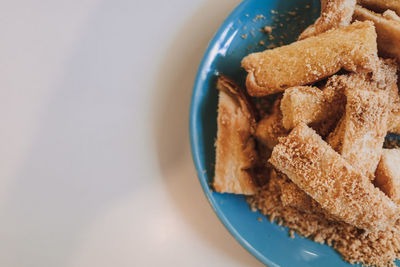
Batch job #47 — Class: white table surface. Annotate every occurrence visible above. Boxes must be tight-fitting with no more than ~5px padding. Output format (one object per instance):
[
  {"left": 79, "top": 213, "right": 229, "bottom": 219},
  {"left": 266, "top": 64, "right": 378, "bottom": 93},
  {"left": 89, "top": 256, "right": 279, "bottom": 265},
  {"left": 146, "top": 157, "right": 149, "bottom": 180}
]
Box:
[{"left": 0, "top": 0, "right": 265, "bottom": 266}]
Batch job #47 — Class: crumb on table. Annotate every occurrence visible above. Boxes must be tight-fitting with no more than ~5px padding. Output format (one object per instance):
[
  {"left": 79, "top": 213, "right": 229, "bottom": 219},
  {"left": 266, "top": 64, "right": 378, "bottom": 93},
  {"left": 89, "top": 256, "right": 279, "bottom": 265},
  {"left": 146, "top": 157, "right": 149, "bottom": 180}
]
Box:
[{"left": 263, "top": 26, "right": 272, "bottom": 34}]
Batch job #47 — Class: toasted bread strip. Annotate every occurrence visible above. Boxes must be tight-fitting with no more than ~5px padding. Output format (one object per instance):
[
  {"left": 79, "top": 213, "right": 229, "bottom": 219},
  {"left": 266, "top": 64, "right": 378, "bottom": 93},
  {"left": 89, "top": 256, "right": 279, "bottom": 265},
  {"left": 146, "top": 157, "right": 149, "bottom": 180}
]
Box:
[
  {"left": 338, "top": 88, "right": 389, "bottom": 179},
  {"left": 324, "top": 63, "right": 396, "bottom": 179},
  {"left": 353, "top": 5, "right": 400, "bottom": 63},
  {"left": 357, "top": 0, "right": 400, "bottom": 16},
  {"left": 280, "top": 84, "right": 346, "bottom": 130},
  {"left": 255, "top": 99, "right": 288, "bottom": 150},
  {"left": 325, "top": 61, "right": 400, "bottom": 133},
  {"left": 269, "top": 169, "right": 326, "bottom": 214},
  {"left": 375, "top": 149, "right": 400, "bottom": 206},
  {"left": 281, "top": 68, "right": 400, "bottom": 138},
  {"left": 241, "top": 21, "right": 378, "bottom": 96},
  {"left": 388, "top": 74, "right": 400, "bottom": 134},
  {"left": 299, "top": 0, "right": 356, "bottom": 40},
  {"left": 269, "top": 123, "right": 399, "bottom": 232},
  {"left": 388, "top": 111, "right": 400, "bottom": 134},
  {"left": 383, "top": 9, "right": 400, "bottom": 21},
  {"left": 281, "top": 86, "right": 324, "bottom": 129},
  {"left": 213, "top": 75, "right": 258, "bottom": 195},
  {"left": 327, "top": 117, "right": 345, "bottom": 152}
]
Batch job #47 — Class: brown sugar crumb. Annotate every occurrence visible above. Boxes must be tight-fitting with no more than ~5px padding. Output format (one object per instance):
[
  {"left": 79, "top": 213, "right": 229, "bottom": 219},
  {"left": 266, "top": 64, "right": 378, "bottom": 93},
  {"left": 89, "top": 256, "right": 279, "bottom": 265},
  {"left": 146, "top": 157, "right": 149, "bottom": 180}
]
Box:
[
  {"left": 268, "top": 35, "right": 275, "bottom": 41},
  {"left": 305, "top": 4, "right": 310, "bottom": 8},
  {"left": 259, "top": 40, "right": 265, "bottom": 45},
  {"left": 253, "top": 14, "right": 265, "bottom": 22},
  {"left": 289, "top": 229, "right": 295, "bottom": 238},
  {"left": 257, "top": 217, "right": 263, "bottom": 222},
  {"left": 266, "top": 44, "right": 277, "bottom": 49},
  {"left": 241, "top": 34, "right": 248, "bottom": 39},
  {"left": 263, "top": 26, "right": 272, "bottom": 34},
  {"left": 288, "top": 11, "right": 296, "bottom": 16},
  {"left": 248, "top": 178, "right": 400, "bottom": 267}
]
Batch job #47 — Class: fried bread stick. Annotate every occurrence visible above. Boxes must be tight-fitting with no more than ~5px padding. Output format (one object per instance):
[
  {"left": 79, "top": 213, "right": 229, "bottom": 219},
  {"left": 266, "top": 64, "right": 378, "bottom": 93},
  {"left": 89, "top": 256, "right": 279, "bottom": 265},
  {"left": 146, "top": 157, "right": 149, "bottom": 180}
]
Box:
[
  {"left": 242, "top": 21, "right": 378, "bottom": 96},
  {"left": 299, "top": 0, "right": 356, "bottom": 40},
  {"left": 331, "top": 88, "right": 389, "bottom": 179},
  {"left": 270, "top": 123, "right": 399, "bottom": 232},
  {"left": 281, "top": 61, "right": 400, "bottom": 134},
  {"left": 255, "top": 99, "right": 288, "bottom": 150},
  {"left": 375, "top": 149, "right": 400, "bottom": 206},
  {"left": 357, "top": 0, "right": 400, "bottom": 16},
  {"left": 354, "top": 5, "right": 400, "bottom": 63},
  {"left": 280, "top": 84, "right": 345, "bottom": 130},
  {"left": 213, "top": 75, "right": 258, "bottom": 195}
]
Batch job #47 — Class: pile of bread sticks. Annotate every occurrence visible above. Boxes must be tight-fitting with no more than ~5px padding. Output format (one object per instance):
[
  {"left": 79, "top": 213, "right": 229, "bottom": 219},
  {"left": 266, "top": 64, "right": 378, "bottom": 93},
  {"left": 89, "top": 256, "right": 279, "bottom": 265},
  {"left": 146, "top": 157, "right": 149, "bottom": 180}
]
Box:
[{"left": 213, "top": 0, "right": 400, "bottom": 265}]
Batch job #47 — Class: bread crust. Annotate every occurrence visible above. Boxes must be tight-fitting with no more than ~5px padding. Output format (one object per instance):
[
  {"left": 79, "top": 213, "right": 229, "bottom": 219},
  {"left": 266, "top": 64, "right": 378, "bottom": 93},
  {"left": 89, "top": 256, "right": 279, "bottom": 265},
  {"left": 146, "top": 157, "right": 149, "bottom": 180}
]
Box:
[
  {"left": 357, "top": 0, "right": 400, "bottom": 16},
  {"left": 213, "top": 75, "right": 258, "bottom": 195},
  {"left": 299, "top": 0, "right": 356, "bottom": 40},
  {"left": 353, "top": 5, "right": 400, "bottom": 64},
  {"left": 242, "top": 21, "right": 378, "bottom": 96},
  {"left": 375, "top": 149, "right": 400, "bottom": 206},
  {"left": 270, "top": 124, "right": 399, "bottom": 232}
]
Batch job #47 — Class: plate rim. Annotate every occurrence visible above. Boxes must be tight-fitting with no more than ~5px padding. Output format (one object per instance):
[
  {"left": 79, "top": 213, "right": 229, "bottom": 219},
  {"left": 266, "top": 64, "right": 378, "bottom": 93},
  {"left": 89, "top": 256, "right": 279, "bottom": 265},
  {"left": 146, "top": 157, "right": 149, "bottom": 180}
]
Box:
[{"left": 188, "top": 1, "right": 277, "bottom": 266}]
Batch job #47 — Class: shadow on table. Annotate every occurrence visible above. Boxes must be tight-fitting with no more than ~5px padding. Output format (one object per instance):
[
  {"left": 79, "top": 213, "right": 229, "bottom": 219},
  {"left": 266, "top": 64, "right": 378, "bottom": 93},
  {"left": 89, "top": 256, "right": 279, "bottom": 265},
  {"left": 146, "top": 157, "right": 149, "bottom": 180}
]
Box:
[{"left": 153, "top": 0, "right": 264, "bottom": 266}]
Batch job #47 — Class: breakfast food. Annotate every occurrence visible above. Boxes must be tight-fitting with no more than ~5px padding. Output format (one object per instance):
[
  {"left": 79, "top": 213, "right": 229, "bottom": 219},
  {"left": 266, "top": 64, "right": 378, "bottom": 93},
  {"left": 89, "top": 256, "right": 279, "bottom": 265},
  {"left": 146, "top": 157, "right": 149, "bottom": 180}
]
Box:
[
  {"left": 270, "top": 123, "right": 399, "bottom": 232},
  {"left": 375, "top": 149, "right": 400, "bottom": 206},
  {"left": 213, "top": 75, "right": 258, "bottom": 195},
  {"left": 280, "top": 84, "right": 345, "bottom": 130},
  {"left": 212, "top": 2, "right": 400, "bottom": 266},
  {"left": 241, "top": 21, "right": 379, "bottom": 96},
  {"left": 281, "top": 63, "right": 400, "bottom": 134},
  {"left": 268, "top": 169, "right": 329, "bottom": 214},
  {"left": 328, "top": 88, "right": 389, "bottom": 179},
  {"left": 353, "top": 5, "right": 400, "bottom": 63},
  {"left": 255, "top": 98, "right": 288, "bottom": 150},
  {"left": 299, "top": 0, "right": 356, "bottom": 39},
  {"left": 357, "top": 0, "right": 400, "bottom": 15}
]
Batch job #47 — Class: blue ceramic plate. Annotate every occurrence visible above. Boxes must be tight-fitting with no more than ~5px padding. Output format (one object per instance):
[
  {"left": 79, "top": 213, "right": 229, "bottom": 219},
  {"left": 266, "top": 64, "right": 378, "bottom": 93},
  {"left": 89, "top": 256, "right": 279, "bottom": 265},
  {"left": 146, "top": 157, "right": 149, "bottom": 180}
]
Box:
[{"left": 189, "top": 0, "right": 399, "bottom": 266}]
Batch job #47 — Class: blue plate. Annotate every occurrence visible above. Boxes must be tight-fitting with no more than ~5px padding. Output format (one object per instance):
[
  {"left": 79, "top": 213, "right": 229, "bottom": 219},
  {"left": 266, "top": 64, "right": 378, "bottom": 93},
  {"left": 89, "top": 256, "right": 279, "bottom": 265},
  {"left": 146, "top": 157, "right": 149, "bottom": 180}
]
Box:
[{"left": 189, "top": 0, "right": 400, "bottom": 266}]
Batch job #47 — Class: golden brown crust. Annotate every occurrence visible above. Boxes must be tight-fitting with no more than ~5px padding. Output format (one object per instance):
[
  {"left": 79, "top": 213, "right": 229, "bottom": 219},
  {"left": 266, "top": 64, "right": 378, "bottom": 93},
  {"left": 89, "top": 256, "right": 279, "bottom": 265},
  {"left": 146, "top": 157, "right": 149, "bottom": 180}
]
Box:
[
  {"left": 269, "top": 123, "right": 399, "bottom": 232},
  {"left": 213, "top": 75, "right": 258, "bottom": 195},
  {"left": 338, "top": 88, "right": 389, "bottom": 179},
  {"left": 280, "top": 84, "right": 346, "bottom": 131},
  {"left": 241, "top": 21, "right": 379, "bottom": 96},
  {"left": 388, "top": 111, "right": 400, "bottom": 134},
  {"left": 375, "top": 149, "right": 400, "bottom": 206},
  {"left": 357, "top": 0, "right": 400, "bottom": 16},
  {"left": 353, "top": 5, "right": 400, "bottom": 64},
  {"left": 325, "top": 60, "right": 399, "bottom": 155},
  {"left": 255, "top": 99, "right": 289, "bottom": 150},
  {"left": 269, "top": 169, "right": 313, "bottom": 212},
  {"left": 269, "top": 169, "right": 332, "bottom": 216},
  {"left": 280, "top": 86, "right": 324, "bottom": 129},
  {"left": 299, "top": 0, "right": 357, "bottom": 40}
]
